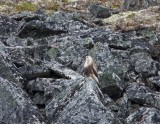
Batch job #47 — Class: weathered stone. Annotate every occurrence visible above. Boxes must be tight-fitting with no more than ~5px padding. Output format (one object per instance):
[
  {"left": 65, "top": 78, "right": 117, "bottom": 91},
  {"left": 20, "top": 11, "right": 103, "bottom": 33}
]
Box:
[
  {"left": 11, "top": 11, "right": 47, "bottom": 22},
  {"left": 44, "top": 61, "right": 83, "bottom": 80},
  {"left": 17, "top": 20, "right": 68, "bottom": 38},
  {"left": 28, "top": 78, "right": 54, "bottom": 92},
  {"left": 88, "top": 4, "right": 115, "bottom": 18},
  {"left": 18, "top": 65, "right": 52, "bottom": 80},
  {"left": 126, "top": 82, "right": 160, "bottom": 109},
  {"left": 6, "top": 45, "right": 52, "bottom": 67},
  {"left": 0, "top": 51, "right": 24, "bottom": 86},
  {"left": 46, "top": 78, "right": 116, "bottom": 124},
  {"left": 32, "top": 92, "right": 46, "bottom": 105},
  {"left": 5, "top": 36, "right": 28, "bottom": 47},
  {"left": 0, "top": 15, "right": 18, "bottom": 36},
  {"left": 0, "top": 77, "right": 44, "bottom": 124},
  {"left": 130, "top": 51, "right": 159, "bottom": 77},
  {"left": 148, "top": 76, "right": 160, "bottom": 91},
  {"left": 126, "top": 107, "right": 160, "bottom": 124}
]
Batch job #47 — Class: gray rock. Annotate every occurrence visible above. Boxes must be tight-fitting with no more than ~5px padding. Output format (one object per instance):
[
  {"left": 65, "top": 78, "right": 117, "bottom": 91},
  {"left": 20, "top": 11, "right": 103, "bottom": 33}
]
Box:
[
  {"left": 46, "top": 78, "right": 116, "bottom": 124},
  {"left": 0, "top": 51, "right": 24, "bottom": 86},
  {"left": 0, "top": 15, "right": 18, "bottom": 36},
  {"left": 18, "top": 65, "right": 51, "bottom": 80},
  {"left": 130, "top": 51, "right": 159, "bottom": 77},
  {"left": 148, "top": 76, "right": 160, "bottom": 91},
  {"left": 28, "top": 78, "right": 54, "bottom": 92},
  {"left": 11, "top": 11, "right": 47, "bottom": 22},
  {"left": 126, "top": 107, "right": 160, "bottom": 124},
  {"left": 6, "top": 45, "right": 52, "bottom": 67},
  {"left": 126, "top": 82, "right": 160, "bottom": 109},
  {"left": 32, "top": 92, "right": 46, "bottom": 105},
  {"left": 0, "top": 77, "right": 44, "bottom": 124},
  {"left": 17, "top": 20, "right": 68, "bottom": 38},
  {"left": 88, "top": 4, "right": 118, "bottom": 18}
]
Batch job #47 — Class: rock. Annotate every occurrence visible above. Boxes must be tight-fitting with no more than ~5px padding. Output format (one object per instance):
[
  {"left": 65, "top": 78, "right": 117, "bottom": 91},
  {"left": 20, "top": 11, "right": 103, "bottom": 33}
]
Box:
[
  {"left": 6, "top": 45, "right": 52, "bottom": 67},
  {"left": 17, "top": 20, "right": 68, "bottom": 38},
  {"left": 126, "top": 107, "right": 160, "bottom": 124},
  {"left": 0, "top": 15, "right": 18, "bottom": 36},
  {"left": 18, "top": 65, "right": 52, "bottom": 80},
  {"left": 32, "top": 92, "right": 46, "bottom": 105},
  {"left": 11, "top": 11, "right": 47, "bottom": 22},
  {"left": 126, "top": 82, "right": 160, "bottom": 109},
  {"left": 148, "top": 76, "right": 160, "bottom": 91},
  {"left": 116, "top": 93, "right": 130, "bottom": 123},
  {"left": 27, "top": 78, "right": 54, "bottom": 92},
  {"left": 88, "top": 4, "right": 118, "bottom": 18},
  {"left": 0, "top": 77, "right": 44, "bottom": 124},
  {"left": 46, "top": 78, "right": 116, "bottom": 124},
  {"left": 44, "top": 60, "right": 84, "bottom": 80},
  {"left": 88, "top": 42, "right": 128, "bottom": 100},
  {"left": 46, "top": 11, "right": 71, "bottom": 23},
  {"left": 123, "top": 0, "right": 160, "bottom": 10},
  {"left": 5, "top": 36, "right": 28, "bottom": 47},
  {"left": 0, "top": 51, "right": 24, "bottom": 86},
  {"left": 130, "top": 51, "right": 159, "bottom": 77}
]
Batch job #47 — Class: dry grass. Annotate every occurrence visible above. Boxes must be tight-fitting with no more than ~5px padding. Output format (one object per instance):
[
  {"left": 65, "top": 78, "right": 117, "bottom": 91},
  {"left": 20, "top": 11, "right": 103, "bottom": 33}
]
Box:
[{"left": 103, "top": 6, "right": 160, "bottom": 31}]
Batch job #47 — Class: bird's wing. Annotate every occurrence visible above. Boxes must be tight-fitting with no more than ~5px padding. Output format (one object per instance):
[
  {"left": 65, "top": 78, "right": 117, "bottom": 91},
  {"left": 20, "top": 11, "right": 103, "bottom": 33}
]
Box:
[{"left": 92, "top": 62, "right": 98, "bottom": 78}]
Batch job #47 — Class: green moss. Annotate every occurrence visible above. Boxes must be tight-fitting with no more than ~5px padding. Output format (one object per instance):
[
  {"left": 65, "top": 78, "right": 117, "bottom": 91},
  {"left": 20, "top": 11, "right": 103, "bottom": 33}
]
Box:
[
  {"left": 100, "top": 72, "right": 116, "bottom": 86},
  {"left": 88, "top": 44, "right": 101, "bottom": 57},
  {"left": 126, "top": 13, "right": 136, "bottom": 19},
  {"left": 15, "top": 1, "right": 37, "bottom": 12},
  {"left": 48, "top": 47, "right": 60, "bottom": 60}
]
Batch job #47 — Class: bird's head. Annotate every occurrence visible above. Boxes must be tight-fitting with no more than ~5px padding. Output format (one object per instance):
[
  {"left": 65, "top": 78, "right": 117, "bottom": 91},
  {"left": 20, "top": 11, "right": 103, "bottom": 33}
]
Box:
[{"left": 85, "top": 56, "right": 93, "bottom": 64}]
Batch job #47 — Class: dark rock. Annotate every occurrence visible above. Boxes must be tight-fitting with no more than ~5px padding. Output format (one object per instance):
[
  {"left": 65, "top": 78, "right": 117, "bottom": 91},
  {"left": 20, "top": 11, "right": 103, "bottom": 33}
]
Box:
[
  {"left": 46, "top": 11, "right": 71, "bottom": 23},
  {"left": 18, "top": 65, "right": 52, "bottom": 80},
  {"left": 88, "top": 43, "right": 128, "bottom": 100},
  {"left": 6, "top": 45, "right": 52, "bottom": 66},
  {"left": 32, "top": 92, "right": 46, "bottom": 105},
  {"left": 116, "top": 93, "right": 130, "bottom": 123},
  {"left": 46, "top": 78, "right": 116, "bottom": 124},
  {"left": 0, "top": 77, "right": 44, "bottom": 124},
  {"left": 126, "top": 82, "right": 160, "bottom": 109},
  {"left": 0, "top": 15, "right": 18, "bottom": 36},
  {"left": 126, "top": 107, "right": 160, "bottom": 124},
  {"left": 17, "top": 20, "right": 68, "bottom": 38},
  {"left": 88, "top": 4, "right": 116, "bottom": 18},
  {"left": 11, "top": 11, "right": 47, "bottom": 22},
  {"left": 130, "top": 51, "right": 159, "bottom": 77},
  {"left": 0, "top": 51, "right": 24, "bottom": 86},
  {"left": 148, "top": 76, "right": 160, "bottom": 91},
  {"left": 28, "top": 78, "right": 54, "bottom": 92}
]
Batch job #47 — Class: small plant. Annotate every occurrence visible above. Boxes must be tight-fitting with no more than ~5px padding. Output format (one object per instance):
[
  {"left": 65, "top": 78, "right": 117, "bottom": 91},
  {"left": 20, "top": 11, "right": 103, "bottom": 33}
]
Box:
[{"left": 15, "top": 1, "right": 37, "bottom": 12}]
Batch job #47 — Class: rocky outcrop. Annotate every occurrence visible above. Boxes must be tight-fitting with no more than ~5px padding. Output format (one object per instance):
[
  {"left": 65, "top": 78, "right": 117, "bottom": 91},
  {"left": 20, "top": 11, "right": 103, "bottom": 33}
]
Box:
[{"left": 0, "top": 6, "right": 160, "bottom": 124}]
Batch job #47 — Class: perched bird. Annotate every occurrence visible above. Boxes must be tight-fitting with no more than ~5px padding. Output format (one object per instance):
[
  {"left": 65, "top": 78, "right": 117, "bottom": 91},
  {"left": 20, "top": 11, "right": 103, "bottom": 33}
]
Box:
[{"left": 83, "top": 56, "right": 99, "bottom": 84}]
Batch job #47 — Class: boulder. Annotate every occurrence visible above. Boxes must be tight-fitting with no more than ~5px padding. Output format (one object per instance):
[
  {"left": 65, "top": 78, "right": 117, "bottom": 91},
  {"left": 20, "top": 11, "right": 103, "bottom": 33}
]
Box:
[
  {"left": 0, "top": 77, "right": 44, "bottom": 124},
  {"left": 88, "top": 4, "right": 118, "bottom": 18},
  {"left": 126, "top": 107, "right": 160, "bottom": 124},
  {"left": 126, "top": 82, "right": 160, "bottom": 109}
]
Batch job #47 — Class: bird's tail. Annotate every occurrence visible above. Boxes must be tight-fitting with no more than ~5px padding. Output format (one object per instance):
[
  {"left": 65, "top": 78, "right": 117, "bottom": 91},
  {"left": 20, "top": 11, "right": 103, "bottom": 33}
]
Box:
[{"left": 91, "top": 74, "right": 99, "bottom": 84}]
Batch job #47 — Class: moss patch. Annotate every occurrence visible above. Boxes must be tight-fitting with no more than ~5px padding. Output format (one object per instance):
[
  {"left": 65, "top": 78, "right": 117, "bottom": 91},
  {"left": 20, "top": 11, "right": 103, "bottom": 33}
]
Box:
[{"left": 15, "top": 1, "right": 37, "bottom": 12}]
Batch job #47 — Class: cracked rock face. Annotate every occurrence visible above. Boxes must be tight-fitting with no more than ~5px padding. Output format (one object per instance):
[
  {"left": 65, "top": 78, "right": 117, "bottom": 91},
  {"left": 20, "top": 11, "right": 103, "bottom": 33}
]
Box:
[
  {"left": 0, "top": 9, "right": 160, "bottom": 124},
  {"left": 126, "top": 107, "right": 160, "bottom": 124}
]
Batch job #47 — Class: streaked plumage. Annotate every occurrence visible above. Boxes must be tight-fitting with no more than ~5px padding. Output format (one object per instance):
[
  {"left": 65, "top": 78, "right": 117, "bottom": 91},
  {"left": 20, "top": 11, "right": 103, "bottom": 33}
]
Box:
[{"left": 84, "top": 56, "right": 99, "bottom": 84}]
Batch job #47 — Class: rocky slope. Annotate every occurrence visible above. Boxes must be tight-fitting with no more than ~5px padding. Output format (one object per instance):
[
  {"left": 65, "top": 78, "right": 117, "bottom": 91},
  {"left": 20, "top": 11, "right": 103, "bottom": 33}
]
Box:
[{"left": 0, "top": 4, "right": 160, "bottom": 124}]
